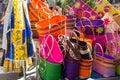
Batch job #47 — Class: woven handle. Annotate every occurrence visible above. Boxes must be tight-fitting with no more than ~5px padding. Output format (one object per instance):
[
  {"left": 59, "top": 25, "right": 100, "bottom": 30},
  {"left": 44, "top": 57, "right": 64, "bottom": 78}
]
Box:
[
  {"left": 87, "top": 41, "right": 92, "bottom": 53},
  {"left": 94, "top": 43, "right": 104, "bottom": 59},
  {"left": 77, "top": 17, "right": 96, "bottom": 40},
  {"left": 69, "top": 30, "right": 81, "bottom": 49},
  {"left": 52, "top": 6, "right": 62, "bottom": 15},
  {"left": 106, "top": 41, "right": 117, "bottom": 57},
  {"left": 105, "top": 26, "right": 116, "bottom": 42},
  {"left": 39, "top": 45, "right": 46, "bottom": 73},
  {"left": 40, "top": 34, "right": 54, "bottom": 59}
]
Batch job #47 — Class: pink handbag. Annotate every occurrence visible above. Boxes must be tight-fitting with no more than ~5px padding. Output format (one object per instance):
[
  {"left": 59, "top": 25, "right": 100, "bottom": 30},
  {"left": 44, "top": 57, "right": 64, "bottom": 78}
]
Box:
[
  {"left": 93, "top": 43, "right": 116, "bottom": 77},
  {"left": 39, "top": 34, "right": 64, "bottom": 63}
]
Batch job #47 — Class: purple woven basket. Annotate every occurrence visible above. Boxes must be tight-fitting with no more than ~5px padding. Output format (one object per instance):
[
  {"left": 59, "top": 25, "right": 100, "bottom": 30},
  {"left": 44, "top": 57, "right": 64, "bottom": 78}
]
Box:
[
  {"left": 75, "top": 19, "right": 105, "bottom": 35},
  {"left": 63, "top": 59, "right": 79, "bottom": 80}
]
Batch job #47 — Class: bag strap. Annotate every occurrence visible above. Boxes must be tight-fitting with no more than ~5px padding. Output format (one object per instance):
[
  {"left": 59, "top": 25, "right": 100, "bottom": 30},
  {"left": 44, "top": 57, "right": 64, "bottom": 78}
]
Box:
[
  {"left": 76, "top": 17, "right": 96, "bottom": 40},
  {"left": 94, "top": 43, "right": 104, "bottom": 60},
  {"left": 67, "top": 39, "right": 81, "bottom": 60},
  {"left": 39, "top": 45, "right": 46, "bottom": 73},
  {"left": 106, "top": 41, "right": 117, "bottom": 57},
  {"left": 40, "top": 34, "right": 54, "bottom": 59}
]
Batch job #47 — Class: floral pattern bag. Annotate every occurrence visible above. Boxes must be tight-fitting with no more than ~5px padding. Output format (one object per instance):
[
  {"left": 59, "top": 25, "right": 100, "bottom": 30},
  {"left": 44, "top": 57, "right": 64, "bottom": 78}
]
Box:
[
  {"left": 94, "top": 0, "right": 120, "bottom": 18},
  {"left": 67, "top": 0, "right": 99, "bottom": 19}
]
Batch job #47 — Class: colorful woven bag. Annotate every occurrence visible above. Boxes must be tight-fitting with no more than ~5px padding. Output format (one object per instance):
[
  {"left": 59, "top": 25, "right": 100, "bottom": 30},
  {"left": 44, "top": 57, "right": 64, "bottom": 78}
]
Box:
[
  {"left": 39, "top": 34, "right": 63, "bottom": 63},
  {"left": 102, "top": 13, "right": 119, "bottom": 33},
  {"left": 38, "top": 57, "right": 62, "bottom": 80},
  {"left": 93, "top": 43, "right": 116, "bottom": 77},
  {"left": 58, "top": 31, "right": 81, "bottom": 80},
  {"left": 38, "top": 38, "right": 62, "bottom": 80},
  {"left": 94, "top": 0, "right": 120, "bottom": 18},
  {"left": 67, "top": 0, "right": 99, "bottom": 19},
  {"left": 78, "top": 37, "right": 93, "bottom": 79},
  {"left": 28, "top": 0, "right": 54, "bottom": 38},
  {"left": 75, "top": 17, "right": 105, "bottom": 36},
  {"left": 36, "top": 15, "right": 66, "bottom": 41}
]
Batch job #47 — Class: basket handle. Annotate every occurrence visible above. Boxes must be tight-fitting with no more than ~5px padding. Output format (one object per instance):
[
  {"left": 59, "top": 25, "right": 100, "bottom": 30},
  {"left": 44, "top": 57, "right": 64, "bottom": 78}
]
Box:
[
  {"left": 69, "top": 29, "right": 82, "bottom": 49},
  {"left": 94, "top": 43, "right": 104, "bottom": 59},
  {"left": 87, "top": 41, "right": 92, "bottom": 53},
  {"left": 105, "top": 26, "right": 116, "bottom": 43},
  {"left": 106, "top": 41, "right": 117, "bottom": 57},
  {"left": 40, "top": 34, "right": 54, "bottom": 59},
  {"left": 80, "top": 0, "right": 98, "bottom": 18},
  {"left": 39, "top": 45, "right": 46, "bottom": 73},
  {"left": 33, "top": 0, "right": 53, "bottom": 21},
  {"left": 76, "top": 17, "right": 96, "bottom": 40},
  {"left": 52, "top": 6, "right": 62, "bottom": 15}
]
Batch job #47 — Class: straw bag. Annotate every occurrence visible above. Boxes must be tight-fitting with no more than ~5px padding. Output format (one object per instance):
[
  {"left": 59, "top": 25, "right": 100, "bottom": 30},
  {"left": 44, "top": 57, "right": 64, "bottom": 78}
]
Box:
[
  {"left": 75, "top": 17, "right": 105, "bottom": 36},
  {"left": 105, "top": 28, "right": 120, "bottom": 57},
  {"left": 39, "top": 34, "right": 63, "bottom": 63},
  {"left": 66, "top": 15, "right": 76, "bottom": 36},
  {"left": 28, "top": 0, "right": 53, "bottom": 38},
  {"left": 28, "top": 0, "right": 39, "bottom": 38},
  {"left": 62, "top": 31, "right": 81, "bottom": 80},
  {"left": 106, "top": 40, "right": 120, "bottom": 76},
  {"left": 102, "top": 13, "right": 119, "bottom": 33},
  {"left": 30, "top": 0, "right": 53, "bottom": 19},
  {"left": 38, "top": 37, "right": 63, "bottom": 80},
  {"left": 57, "top": 31, "right": 81, "bottom": 80},
  {"left": 35, "top": 15, "right": 66, "bottom": 41},
  {"left": 105, "top": 29, "right": 120, "bottom": 75},
  {"left": 38, "top": 57, "right": 62, "bottom": 80},
  {"left": 93, "top": 43, "right": 116, "bottom": 77},
  {"left": 67, "top": 0, "right": 99, "bottom": 19},
  {"left": 94, "top": 0, "right": 120, "bottom": 18},
  {"left": 78, "top": 35, "right": 93, "bottom": 79}
]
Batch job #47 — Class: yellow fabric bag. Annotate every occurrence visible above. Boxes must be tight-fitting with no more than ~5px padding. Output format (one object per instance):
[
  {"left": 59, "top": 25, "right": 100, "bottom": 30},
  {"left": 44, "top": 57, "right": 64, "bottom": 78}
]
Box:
[{"left": 94, "top": 0, "right": 120, "bottom": 18}]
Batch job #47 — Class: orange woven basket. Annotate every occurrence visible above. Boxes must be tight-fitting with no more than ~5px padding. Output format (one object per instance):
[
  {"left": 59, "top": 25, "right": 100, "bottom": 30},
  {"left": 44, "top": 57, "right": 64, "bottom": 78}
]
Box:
[{"left": 36, "top": 15, "right": 66, "bottom": 41}]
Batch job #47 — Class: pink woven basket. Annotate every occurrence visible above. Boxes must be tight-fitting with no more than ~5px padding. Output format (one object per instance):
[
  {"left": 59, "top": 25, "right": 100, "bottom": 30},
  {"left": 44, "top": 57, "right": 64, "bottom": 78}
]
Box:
[{"left": 39, "top": 34, "right": 63, "bottom": 63}]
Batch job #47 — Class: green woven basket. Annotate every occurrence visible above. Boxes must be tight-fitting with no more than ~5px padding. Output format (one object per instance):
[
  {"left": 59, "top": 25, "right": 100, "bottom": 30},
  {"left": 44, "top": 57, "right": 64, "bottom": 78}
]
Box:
[{"left": 38, "top": 57, "right": 62, "bottom": 80}]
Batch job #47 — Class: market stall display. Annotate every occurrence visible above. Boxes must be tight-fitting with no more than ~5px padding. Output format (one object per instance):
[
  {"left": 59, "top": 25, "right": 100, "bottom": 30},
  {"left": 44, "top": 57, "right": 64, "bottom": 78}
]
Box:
[{"left": 0, "top": 0, "right": 120, "bottom": 80}]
